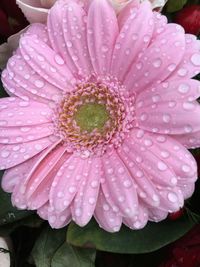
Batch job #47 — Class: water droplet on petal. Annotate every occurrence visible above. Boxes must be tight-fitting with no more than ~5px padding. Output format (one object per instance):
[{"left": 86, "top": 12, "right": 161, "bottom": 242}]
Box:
[
  {"left": 55, "top": 54, "right": 65, "bottom": 65},
  {"left": 162, "top": 114, "right": 171, "bottom": 123},
  {"left": 157, "top": 161, "right": 167, "bottom": 171},
  {"left": 66, "top": 41, "right": 73, "bottom": 48},
  {"left": 1, "top": 150, "right": 10, "bottom": 158},
  {"left": 168, "top": 64, "right": 176, "bottom": 72},
  {"left": 101, "top": 45, "right": 109, "bottom": 53},
  {"left": 178, "top": 84, "right": 190, "bottom": 94},
  {"left": 191, "top": 54, "right": 200, "bottom": 66},
  {"left": 153, "top": 59, "right": 162, "bottom": 68},
  {"left": 35, "top": 80, "right": 45, "bottom": 88},
  {"left": 182, "top": 164, "right": 191, "bottom": 173},
  {"left": 168, "top": 192, "right": 178, "bottom": 203}
]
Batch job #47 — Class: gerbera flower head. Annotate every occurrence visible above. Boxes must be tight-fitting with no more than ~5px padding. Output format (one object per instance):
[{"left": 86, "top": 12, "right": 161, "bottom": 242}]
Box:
[{"left": 1, "top": 0, "right": 200, "bottom": 232}]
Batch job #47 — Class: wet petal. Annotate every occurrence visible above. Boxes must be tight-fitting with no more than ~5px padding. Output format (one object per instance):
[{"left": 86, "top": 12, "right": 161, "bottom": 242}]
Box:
[
  {"left": 0, "top": 97, "right": 53, "bottom": 127},
  {"left": 136, "top": 99, "right": 200, "bottom": 135},
  {"left": 168, "top": 34, "right": 200, "bottom": 80},
  {"left": 48, "top": 207, "right": 71, "bottom": 229},
  {"left": 174, "top": 130, "right": 200, "bottom": 149},
  {"left": 0, "top": 136, "right": 59, "bottom": 170},
  {"left": 49, "top": 154, "right": 88, "bottom": 213},
  {"left": 101, "top": 150, "right": 138, "bottom": 218},
  {"left": 8, "top": 140, "right": 61, "bottom": 208},
  {"left": 95, "top": 189, "right": 122, "bottom": 233},
  {"left": 62, "top": 1, "right": 93, "bottom": 76},
  {"left": 111, "top": 2, "right": 154, "bottom": 81},
  {"left": 19, "top": 34, "right": 75, "bottom": 91},
  {"left": 71, "top": 157, "right": 101, "bottom": 226},
  {"left": 47, "top": 1, "right": 78, "bottom": 74},
  {"left": 0, "top": 123, "right": 54, "bottom": 145},
  {"left": 123, "top": 204, "right": 148, "bottom": 230},
  {"left": 87, "top": 0, "right": 119, "bottom": 75},
  {"left": 124, "top": 24, "right": 186, "bottom": 94},
  {"left": 24, "top": 146, "right": 68, "bottom": 209}
]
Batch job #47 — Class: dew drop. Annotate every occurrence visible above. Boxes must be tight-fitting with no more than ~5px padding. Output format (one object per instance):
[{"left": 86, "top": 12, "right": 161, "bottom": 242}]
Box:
[
  {"left": 157, "top": 161, "right": 167, "bottom": 171},
  {"left": 153, "top": 59, "right": 162, "bottom": 68},
  {"left": 35, "top": 80, "right": 45, "bottom": 88},
  {"left": 162, "top": 114, "right": 171, "bottom": 123},
  {"left": 178, "top": 84, "right": 190, "bottom": 94},
  {"left": 1, "top": 150, "right": 10, "bottom": 158},
  {"left": 168, "top": 192, "right": 178, "bottom": 203},
  {"left": 101, "top": 45, "right": 108, "bottom": 53},
  {"left": 191, "top": 54, "right": 200, "bottom": 66},
  {"left": 167, "top": 64, "right": 176, "bottom": 72},
  {"left": 182, "top": 164, "right": 191, "bottom": 173},
  {"left": 66, "top": 41, "right": 73, "bottom": 48},
  {"left": 55, "top": 54, "right": 65, "bottom": 65}
]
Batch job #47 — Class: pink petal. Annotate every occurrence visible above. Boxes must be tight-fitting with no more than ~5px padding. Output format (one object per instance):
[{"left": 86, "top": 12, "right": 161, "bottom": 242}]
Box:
[
  {"left": 37, "top": 202, "right": 49, "bottom": 220},
  {"left": 124, "top": 24, "right": 186, "bottom": 94},
  {"left": 111, "top": 2, "right": 154, "bottom": 81},
  {"left": 2, "top": 153, "right": 43, "bottom": 193},
  {"left": 48, "top": 207, "right": 71, "bottom": 229},
  {"left": 118, "top": 145, "right": 162, "bottom": 208},
  {"left": 3, "top": 53, "right": 63, "bottom": 103},
  {"left": 0, "top": 97, "right": 53, "bottom": 126},
  {"left": 71, "top": 157, "right": 101, "bottom": 227},
  {"left": 0, "top": 123, "right": 54, "bottom": 145},
  {"left": 0, "top": 136, "right": 58, "bottom": 170},
  {"left": 19, "top": 34, "right": 75, "bottom": 91},
  {"left": 38, "top": 202, "right": 72, "bottom": 228},
  {"left": 120, "top": 129, "right": 194, "bottom": 212},
  {"left": 16, "top": 0, "right": 48, "bottom": 23},
  {"left": 23, "top": 145, "right": 68, "bottom": 210},
  {"left": 148, "top": 208, "right": 168, "bottom": 222},
  {"left": 94, "top": 188, "right": 122, "bottom": 233},
  {"left": 87, "top": 0, "right": 119, "bottom": 75},
  {"left": 136, "top": 99, "right": 200, "bottom": 135},
  {"left": 173, "top": 131, "right": 200, "bottom": 149},
  {"left": 168, "top": 34, "right": 200, "bottom": 80},
  {"left": 49, "top": 154, "right": 89, "bottom": 213},
  {"left": 10, "top": 140, "right": 61, "bottom": 209},
  {"left": 177, "top": 183, "right": 195, "bottom": 200},
  {"left": 101, "top": 150, "right": 138, "bottom": 218},
  {"left": 1, "top": 25, "right": 62, "bottom": 102},
  {"left": 136, "top": 79, "right": 200, "bottom": 108},
  {"left": 61, "top": 1, "right": 93, "bottom": 76},
  {"left": 24, "top": 23, "right": 50, "bottom": 44},
  {"left": 117, "top": 0, "right": 140, "bottom": 30},
  {"left": 151, "top": 12, "right": 167, "bottom": 41},
  {"left": 137, "top": 132, "right": 197, "bottom": 183},
  {"left": 123, "top": 204, "right": 148, "bottom": 230},
  {"left": 47, "top": 1, "right": 79, "bottom": 74}
]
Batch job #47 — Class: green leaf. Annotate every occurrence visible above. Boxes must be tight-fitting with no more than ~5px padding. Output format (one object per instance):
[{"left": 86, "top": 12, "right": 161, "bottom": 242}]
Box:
[
  {"left": 51, "top": 244, "right": 96, "bottom": 267},
  {"left": 67, "top": 216, "right": 195, "bottom": 254},
  {"left": 32, "top": 226, "right": 96, "bottom": 267},
  {"left": 31, "top": 226, "right": 66, "bottom": 267},
  {"left": 166, "top": 0, "right": 188, "bottom": 12},
  {"left": 0, "top": 174, "right": 33, "bottom": 225}
]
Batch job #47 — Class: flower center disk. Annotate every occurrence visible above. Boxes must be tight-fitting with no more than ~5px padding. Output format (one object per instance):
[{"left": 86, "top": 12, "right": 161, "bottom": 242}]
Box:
[{"left": 57, "top": 81, "right": 128, "bottom": 155}]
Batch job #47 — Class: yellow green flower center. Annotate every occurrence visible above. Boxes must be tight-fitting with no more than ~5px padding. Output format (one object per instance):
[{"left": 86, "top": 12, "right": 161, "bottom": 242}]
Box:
[{"left": 74, "top": 103, "right": 109, "bottom": 133}]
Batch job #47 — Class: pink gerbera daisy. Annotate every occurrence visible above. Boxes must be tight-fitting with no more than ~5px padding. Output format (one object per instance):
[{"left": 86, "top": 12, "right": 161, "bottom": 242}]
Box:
[{"left": 1, "top": 0, "right": 200, "bottom": 232}]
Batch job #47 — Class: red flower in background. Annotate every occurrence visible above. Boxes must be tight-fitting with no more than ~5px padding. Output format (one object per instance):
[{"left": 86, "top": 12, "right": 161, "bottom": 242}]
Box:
[
  {"left": 0, "top": 0, "right": 28, "bottom": 40},
  {"left": 175, "top": 5, "right": 200, "bottom": 36},
  {"left": 160, "top": 225, "right": 200, "bottom": 267}
]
